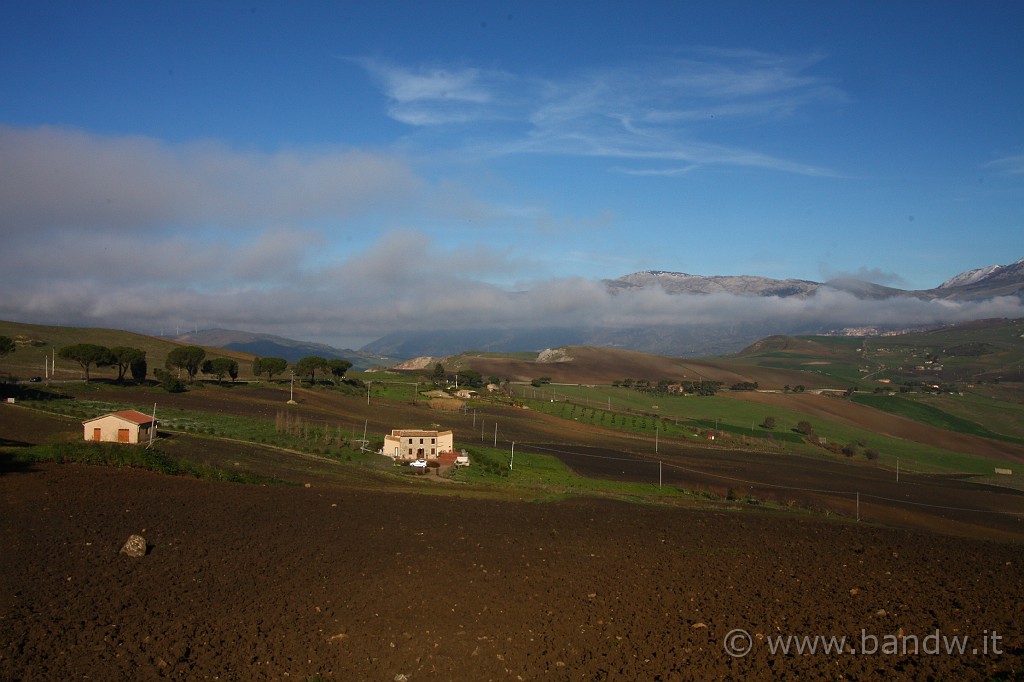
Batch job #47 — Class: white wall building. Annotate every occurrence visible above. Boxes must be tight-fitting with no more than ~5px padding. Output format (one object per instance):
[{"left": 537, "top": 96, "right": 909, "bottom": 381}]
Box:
[
  {"left": 383, "top": 429, "right": 453, "bottom": 461},
  {"left": 82, "top": 410, "right": 157, "bottom": 444}
]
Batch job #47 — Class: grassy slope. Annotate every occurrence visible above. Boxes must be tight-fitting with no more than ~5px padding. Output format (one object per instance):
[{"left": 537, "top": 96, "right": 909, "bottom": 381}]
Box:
[{"left": 0, "top": 320, "right": 260, "bottom": 381}]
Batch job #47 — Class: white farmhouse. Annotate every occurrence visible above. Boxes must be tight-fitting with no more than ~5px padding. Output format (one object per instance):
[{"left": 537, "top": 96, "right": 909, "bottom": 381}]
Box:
[
  {"left": 383, "top": 429, "right": 454, "bottom": 462},
  {"left": 82, "top": 410, "right": 157, "bottom": 444}
]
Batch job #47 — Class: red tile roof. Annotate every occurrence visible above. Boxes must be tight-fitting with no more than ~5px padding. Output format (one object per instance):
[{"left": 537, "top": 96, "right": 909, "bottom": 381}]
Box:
[{"left": 83, "top": 410, "right": 156, "bottom": 426}]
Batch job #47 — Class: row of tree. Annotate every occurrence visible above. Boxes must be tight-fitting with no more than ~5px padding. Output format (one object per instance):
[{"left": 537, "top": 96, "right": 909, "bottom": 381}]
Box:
[
  {"left": 613, "top": 377, "right": 723, "bottom": 396},
  {"left": 253, "top": 356, "right": 352, "bottom": 384},
  {"left": 15, "top": 340, "right": 356, "bottom": 388},
  {"left": 58, "top": 344, "right": 148, "bottom": 382},
  {"left": 54, "top": 343, "right": 244, "bottom": 386},
  {"left": 429, "top": 363, "right": 497, "bottom": 388}
]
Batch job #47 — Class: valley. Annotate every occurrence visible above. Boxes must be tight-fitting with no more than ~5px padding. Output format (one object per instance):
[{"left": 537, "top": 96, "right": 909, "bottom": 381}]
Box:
[{"left": 2, "top": 318, "right": 1023, "bottom": 679}]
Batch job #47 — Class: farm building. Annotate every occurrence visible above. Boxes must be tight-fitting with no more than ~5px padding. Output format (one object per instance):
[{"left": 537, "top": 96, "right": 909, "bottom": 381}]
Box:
[
  {"left": 383, "top": 429, "right": 454, "bottom": 462},
  {"left": 82, "top": 410, "right": 157, "bottom": 444}
]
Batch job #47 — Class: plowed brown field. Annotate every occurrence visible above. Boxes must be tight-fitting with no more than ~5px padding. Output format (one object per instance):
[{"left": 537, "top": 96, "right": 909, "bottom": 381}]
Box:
[{"left": 2, "top": 463, "right": 1022, "bottom": 681}]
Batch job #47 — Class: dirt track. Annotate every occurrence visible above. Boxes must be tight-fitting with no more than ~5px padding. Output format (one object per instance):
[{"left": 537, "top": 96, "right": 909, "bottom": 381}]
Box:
[
  {"left": 523, "top": 443, "right": 1024, "bottom": 543},
  {"left": 2, "top": 463, "right": 1023, "bottom": 681}
]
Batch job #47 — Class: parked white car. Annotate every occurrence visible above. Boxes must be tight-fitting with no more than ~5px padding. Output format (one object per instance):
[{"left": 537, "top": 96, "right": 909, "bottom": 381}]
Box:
[{"left": 409, "top": 459, "right": 428, "bottom": 468}]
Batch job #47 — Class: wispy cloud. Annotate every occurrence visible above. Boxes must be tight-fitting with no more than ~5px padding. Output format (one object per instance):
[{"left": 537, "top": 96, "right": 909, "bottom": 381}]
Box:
[
  {"left": 610, "top": 165, "right": 700, "bottom": 177},
  {"left": 985, "top": 154, "right": 1024, "bottom": 175},
  {"left": 355, "top": 59, "right": 516, "bottom": 126},
  {"left": 355, "top": 49, "right": 844, "bottom": 176}
]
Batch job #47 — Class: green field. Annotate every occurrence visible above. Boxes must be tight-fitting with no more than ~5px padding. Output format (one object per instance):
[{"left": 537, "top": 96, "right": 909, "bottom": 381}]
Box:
[
  {"left": 852, "top": 393, "right": 1024, "bottom": 445},
  {"left": 508, "top": 383, "right": 1019, "bottom": 474}
]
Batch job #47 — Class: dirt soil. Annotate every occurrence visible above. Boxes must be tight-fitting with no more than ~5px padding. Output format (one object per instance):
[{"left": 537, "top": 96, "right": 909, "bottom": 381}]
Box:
[{"left": 2, "top": 462, "right": 1023, "bottom": 682}]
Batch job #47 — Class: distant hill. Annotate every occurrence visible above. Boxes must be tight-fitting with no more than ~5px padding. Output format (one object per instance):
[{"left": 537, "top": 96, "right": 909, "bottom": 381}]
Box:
[
  {"left": 174, "top": 329, "right": 393, "bottom": 370},
  {"left": 440, "top": 345, "right": 841, "bottom": 389},
  {"left": 733, "top": 317, "right": 1024, "bottom": 386},
  {"left": 440, "top": 318, "right": 1021, "bottom": 391}
]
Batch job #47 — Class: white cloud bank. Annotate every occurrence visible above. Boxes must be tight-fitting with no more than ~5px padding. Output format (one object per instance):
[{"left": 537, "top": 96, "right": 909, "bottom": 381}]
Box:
[
  {"left": 1, "top": 220, "right": 1020, "bottom": 348},
  {"left": 1, "top": 124, "right": 1019, "bottom": 349},
  {"left": 0, "top": 124, "right": 420, "bottom": 232}
]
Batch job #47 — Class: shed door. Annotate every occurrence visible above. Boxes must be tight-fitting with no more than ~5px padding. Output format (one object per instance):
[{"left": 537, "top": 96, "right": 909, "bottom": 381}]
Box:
[
  {"left": 117, "top": 428, "right": 130, "bottom": 443},
  {"left": 93, "top": 428, "right": 102, "bottom": 441}
]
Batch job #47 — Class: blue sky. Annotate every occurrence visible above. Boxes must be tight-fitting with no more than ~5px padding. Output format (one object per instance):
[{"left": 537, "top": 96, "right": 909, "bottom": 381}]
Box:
[{"left": 1, "top": 2, "right": 1022, "bottom": 347}]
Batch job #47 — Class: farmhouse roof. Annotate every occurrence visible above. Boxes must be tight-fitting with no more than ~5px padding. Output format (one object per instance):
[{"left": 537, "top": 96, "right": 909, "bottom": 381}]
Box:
[
  {"left": 389, "top": 429, "right": 453, "bottom": 437},
  {"left": 82, "top": 409, "right": 156, "bottom": 426}
]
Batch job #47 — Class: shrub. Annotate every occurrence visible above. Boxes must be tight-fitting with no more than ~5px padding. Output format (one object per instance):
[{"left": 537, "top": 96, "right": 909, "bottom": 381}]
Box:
[{"left": 154, "top": 369, "right": 186, "bottom": 393}]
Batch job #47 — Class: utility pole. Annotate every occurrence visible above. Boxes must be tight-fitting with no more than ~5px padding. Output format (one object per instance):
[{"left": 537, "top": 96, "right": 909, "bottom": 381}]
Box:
[{"left": 510, "top": 442, "right": 515, "bottom": 470}]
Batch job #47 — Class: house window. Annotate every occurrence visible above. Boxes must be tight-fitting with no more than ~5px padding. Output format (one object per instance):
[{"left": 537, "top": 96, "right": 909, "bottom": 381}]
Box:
[
  {"left": 431, "top": 438, "right": 435, "bottom": 444},
  {"left": 419, "top": 438, "right": 423, "bottom": 444}
]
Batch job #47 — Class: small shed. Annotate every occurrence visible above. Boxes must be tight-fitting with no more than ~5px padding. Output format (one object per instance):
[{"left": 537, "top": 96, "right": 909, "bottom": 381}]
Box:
[{"left": 83, "top": 410, "right": 157, "bottom": 444}]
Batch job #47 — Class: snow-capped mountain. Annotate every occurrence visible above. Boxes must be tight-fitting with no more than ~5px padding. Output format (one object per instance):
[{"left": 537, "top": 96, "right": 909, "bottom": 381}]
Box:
[
  {"left": 932, "top": 258, "right": 1024, "bottom": 299},
  {"left": 938, "top": 264, "right": 1006, "bottom": 289}
]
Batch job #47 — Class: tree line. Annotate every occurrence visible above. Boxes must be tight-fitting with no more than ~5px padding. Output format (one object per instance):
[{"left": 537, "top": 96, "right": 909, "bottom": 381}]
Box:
[{"left": 34, "top": 342, "right": 351, "bottom": 392}]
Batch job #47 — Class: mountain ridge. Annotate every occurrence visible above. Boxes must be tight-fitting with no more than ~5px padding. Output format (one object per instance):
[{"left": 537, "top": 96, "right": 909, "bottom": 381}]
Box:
[
  {"left": 610, "top": 256, "right": 1024, "bottom": 300},
  {"left": 174, "top": 328, "right": 393, "bottom": 370},
  {"left": 363, "top": 258, "right": 1024, "bottom": 358}
]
